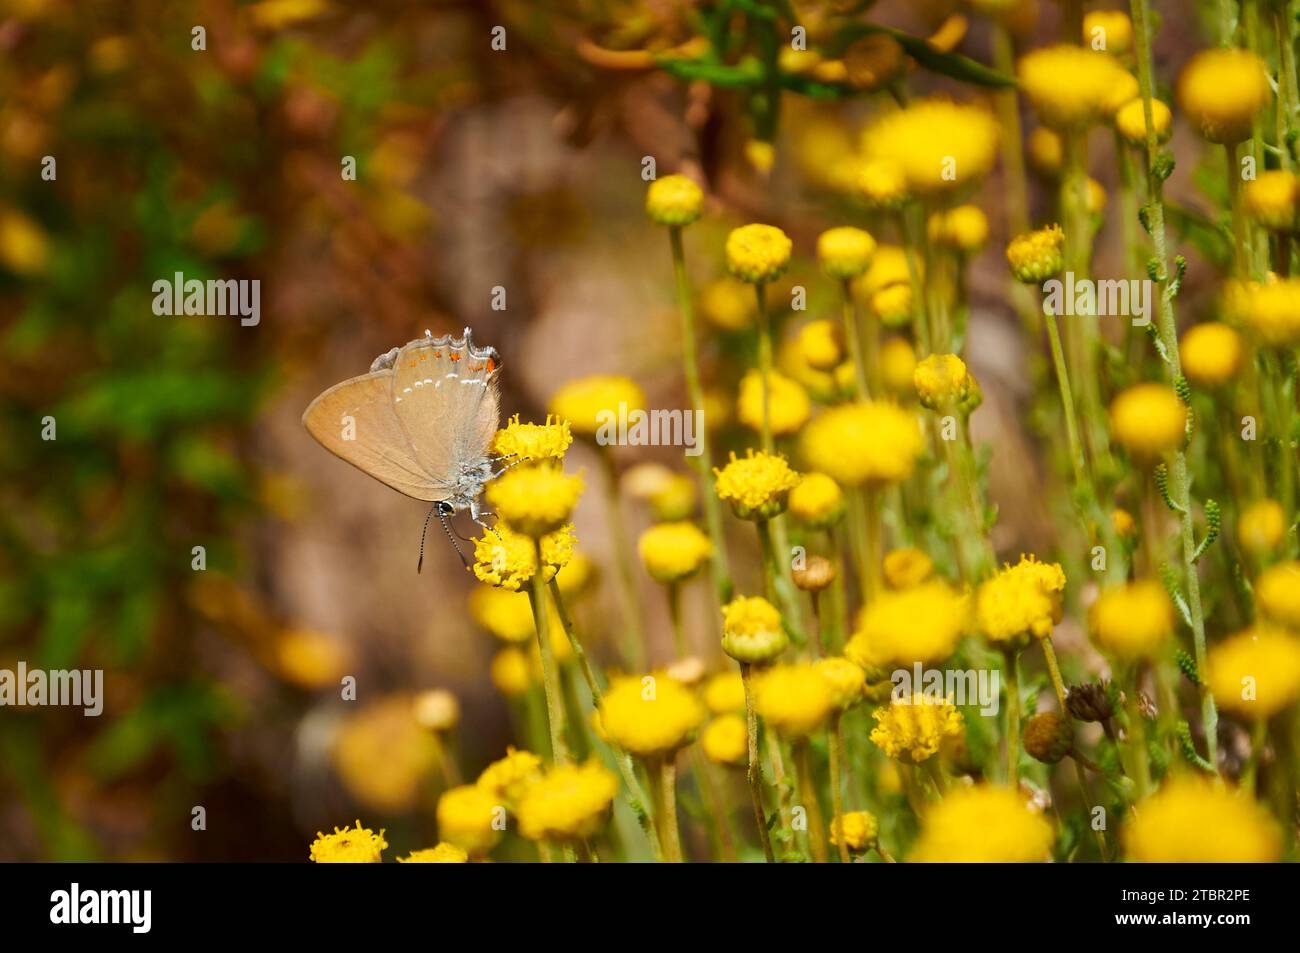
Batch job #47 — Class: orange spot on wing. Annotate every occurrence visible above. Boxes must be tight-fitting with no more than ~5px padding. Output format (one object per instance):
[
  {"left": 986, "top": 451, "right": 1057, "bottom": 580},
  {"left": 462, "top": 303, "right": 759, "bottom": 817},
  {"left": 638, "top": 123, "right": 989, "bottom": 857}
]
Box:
[{"left": 449, "top": 351, "right": 462, "bottom": 361}]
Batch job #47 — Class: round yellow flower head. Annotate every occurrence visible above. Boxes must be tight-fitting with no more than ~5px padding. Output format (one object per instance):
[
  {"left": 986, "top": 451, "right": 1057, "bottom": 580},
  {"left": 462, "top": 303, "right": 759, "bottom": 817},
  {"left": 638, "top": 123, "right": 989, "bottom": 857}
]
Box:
[
  {"left": 1089, "top": 579, "right": 1173, "bottom": 660},
  {"left": 787, "top": 472, "right": 846, "bottom": 528},
  {"left": 1006, "top": 223, "right": 1064, "bottom": 283},
  {"left": 1027, "top": 127, "right": 1063, "bottom": 176},
  {"left": 861, "top": 99, "right": 999, "bottom": 196},
  {"left": 714, "top": 449, "right": 801, "bottom": 520},
  {"left": 486, "top": 464, "right": 583, "bottom": 537},
  {"left": 1084, "top": 10, "right": 1133, "bottom": 54},
  {"left": 1225, "top": 277, "right": 1300, "bottom": 346},
  {"left": 333, "top": 697, "right": 437, "bottom": 814},
  {"left": 476, "top": 746, "right": 544, "bottom": 804},
  {"left": 1257, "top": 560, "right": 1300, "bottom": 628},
  {"left": 797, "top": 318, "right": 844, "bottom": 371},
  {"left": 847, "top": 580, "right": 968, "bottom": 668},
  {"left": 913, "top": 353, "right": 979, "bottom": 411},
  {"left": 437, "top": 785, "right": 502, "bottom": 855},
  {"left": 597, "top": 674, "right": 706, "bottom": 757},
  {"left": 397, "top": 843, "right": 468, "bottom": 863},
  {"left": 490, "top": 647, "right": 533, "bottom": 695},
  {"left": 470, "top": 585, "right": 556, "bottom": 642},
  {"left": 701, "top": 714, "right": 748, "bottom": 765},
  {"left": 1242, "top": 170, "right": 1300, "bottom": 232},
  {"left": 927, "top": 204, "right": 989, "bottom": 254},
  {"left": 703, "top": 671, "right": 746, "bottom": 714},
  {"left": 472, "top": 522, "right": 575, "bottom": 590},
  {"left": 745, "top": 139, "right": 776, "bottom": 176},
  {"left": 1178, "top": 48, "right": 1271, "bottom": 143},
  {"left": 273, "top": 628, "right": 352, "bottom": 691},
  {"left": 1085, "top": 177, "right": 1108, "bottom": 216},
  {"left": 0, "top": 211, "right": 49, "bottom": 276},
  {"left": 491, "top": 414, "right": 573, "bottom": 465},
  {"left": 1102, "top": 70, "right": 1141, "bottom": 118},
  {"left": 817, "top": 226, "right": 876, "bottom": 280},
  {"left": 869, "top": 282, "right": 913, "bottom": 327},
  {"left": 883, "top": 547, "right": 934, "bottom": 589},
  {"left": 976, "top": 554, "right": 1067, "bottom": 644},
  {"left": 801, "top": 401, "right": 924, "bottom": 488},
  {"left": 309, "top": 820, "right": 387, "bottom": 863},
  {"left": 638, "top": 520, "right": 713, "bottom": 583},
  {"left": 721, "top": 595, "right": 789, "bottom": 663},
  {"left": 726, "top": 223, "right": 793, "bottom": 284},
  {"left": 413, "top": 688, "right": 460, "bottom": 732},
  {"left": 911, "top": 786, "right": 1054, "bottom": 862},
  {"left": 1238, "top": 499, "right": 1286, "bottom": 553},
  {"left": 1017, "top": 45, "right": 1129, "bottom": 127},
  {"left": 880, "top": 336, "right": 917, "bottom": 397},
  {"left": 854, "top": 243, "right": 915, "bottom": 295},
  {"left": 1125, "top": 776, "right": 1281, "bottom": 862},
  {"left": 870, "top": 693, "right": 964, "bottom": 763},
  {"left": 549, "top": 374, "right": 646, "bottom": 436},
  {"left": 1111, "top": 507, "right": 1137, "bottom": 539},
  {"left": 753, "top": 663, "right": 835, "bottom": 738},
  {"left": 855, "top": 157, "right": 909, "bottom": 209},
  {"left": 737, "top": 368, "right": 812, "bottom": 436},
  {"left": 830, "top": 811, "right": 879, "bottom": 852},
  {"left": 516, "top": 761, "right": 619, "bottom": 842},
  {"left": 645, "top": 173, "right": 704, "bottom": 227},
  {"left": 1109, "top": 383, "right": 1187, "bottom": 460},
  {"left": 1180, "top": 321, "right": 1241, "bottom": 389},
  {"left": 815, "top": 656, "right": 867, "bottom": 709},
  {"left": 1207, "top": 625, "right": 1300, "bottom": 720},
  {"left": 699, "top": 276, "right": 755, "bottom": 331},
  {"left": 1114, "top": 97, "right": 1173, "bottom": 146}
]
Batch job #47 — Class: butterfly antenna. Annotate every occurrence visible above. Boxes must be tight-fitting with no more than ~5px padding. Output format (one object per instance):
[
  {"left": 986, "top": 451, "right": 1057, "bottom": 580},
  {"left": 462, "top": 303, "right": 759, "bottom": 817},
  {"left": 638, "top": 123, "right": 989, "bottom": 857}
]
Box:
[
  {"left": 417, "top": 504, "right": 438, "bottom": 574},
  {"left": 438, "top": 509, "right": 470, "bottom": 568}
]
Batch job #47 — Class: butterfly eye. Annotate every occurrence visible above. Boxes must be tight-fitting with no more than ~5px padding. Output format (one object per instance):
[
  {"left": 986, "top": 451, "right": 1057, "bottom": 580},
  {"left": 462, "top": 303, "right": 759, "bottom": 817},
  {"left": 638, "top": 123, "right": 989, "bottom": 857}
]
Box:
[{"left": 437, "top": 501, "right": 454, "bottom": 516}]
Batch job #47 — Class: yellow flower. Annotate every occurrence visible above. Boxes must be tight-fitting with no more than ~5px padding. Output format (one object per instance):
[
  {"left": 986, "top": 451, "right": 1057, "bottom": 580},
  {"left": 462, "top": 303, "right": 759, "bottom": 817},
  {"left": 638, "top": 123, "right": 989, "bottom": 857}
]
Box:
[
  {"left": 0, "top": 210, "right": 49, "bottom": 276},
  {"left": 1206, "top": 626, "right": 1300, "bottom": 720},
  {"left": 847, "top": 581, "right": 968, "bottom": 668},
  {"left": 477, "top": 746, "right": 544, "bottom": 804},
  {"left": 1112, "top": 507, "right": 1137, "bottom": 538},
  {"left": 491, "top": 414, "right": 573, "bottom": 464},
  {"left": 801, "top": 401, "right": 924, "bottom": 488},
  {"left": 725, "top": 223, "right": 793, "bottom": 284},
  {"left": 883, "top": 547, "right": 933, "bottom": 589},
  {"left": 333, "top": 697, "right": 437, "bottom": 814},
  {"left": 817, "top": 226, "right": 876, "bottom": 280},
  {"left": 1114, "top": 97, "right": 1173, "bottom": 146},
  {"left": 1125, "top": 777, "right": 1281, "bottom": 862},
  {"left": 1257, "top": 561, "right": 1300, "bottom": 628},
  {"left": 797, "top": 318, "right": 843, "bottom": 371},
  {"left": 870, "top": 693, "right": 964, "bottom": 763},
  {"left": 1090, "top": 579, "right": 1173, "bottom": 660},
  {"left": 490, "top": 647, "right": 533, "bottom": 695},
  {"left": 1180, "top": 322, "right": 1242, "bottom": 389},
  {"left": 880, "top": 336, "right": 917, "bottom": 397},
  {"left": 1017, "top": 45, "right": 1130, "bottom": 127},
  {"left": 911, "top": 786, "right": 1054, "bottom": 862},
  {"left": 1178, "top": 48, "right": 1271, "bottom": 143},
  {"left": 597, "top": 675, "right": 705, "bottom": 757},
  {"left": 1006, "top": 223, "right": 1064, "bottom": 283},
  {"left": 927, "top": 204, "right": 989, "bottom": 254},
  {"left": 1225, "top": 277, "right": 1300, "bottom": 346},
  {"left": 645, "top": 173, "right": 704, "bottom": 227},
  {"left": 638, "top": 521, "right": 713, "bottom": 583},
  {"left": 861, "top": 99, "right": 999, "bottom": 196},
  {"left": 516, "top": 761, "right": 619, "bottom": 842},
  {"left": 309, "top": 820, "right": 388, "bottom": 863},
  {"left": 703, "top": 671, "right": 746, "bottom": 714},
  {"left": 737, "top": 369, "right": 811, "bottom": 436},
  {"left": 701, "top": 714, "right": 748, "bottom": 765},
  {"left": 1027, "top": 127, "right": 1063, "bottom": 176},
  {"left": 1238, "top": 499, "right": 1286, "bottom": 553},
  {"left": 1109, "top": 383, "right": 1187, "bottom": 460},
  {"left": 436, "top": 785, "right": 502, "bottom": 855},
  {"left": 745, "top": 139, "right": 776, "bottom": 175},
  {"left": 1084, "top": 10, "right": 1132, "bottom": 54},
  {"left": 721, "top": 595, "right": 789, "bottom": 663},
  {"left": 397, "top": 843, "right": 468, "bottom": 863},
  {"left": 787, "top": 472, "right": 846, "bottom": 528},
  {"left": 486, "top": 464, "right": 583, "bottom": 537},
  {"left": 853, "top": 244, "right": 916, "bottom": 307},
  {"left": 815, "top": 656, "right": 866, "bottom": 709},
  {"left": 1243, "top": 170, "right": 1300, "bottom": 231},
  {"left": 854, "top": 157, "right": 908, "bottom": 209},
  {"left": 698, "top": 276, "right": 755, "bottom": 331},
  {"left": 413, "top": 689, "right": 460, "bottom": 731},
  {"left": 976, "top": 555, "right": 1067, "bottom": 644},
  {"left": 753, "top": 663, "right": 835, "bottom": 738},
  {"left": 470, "top": 585, "right": 554, "bottom": 642},
  {"left": 471, "top": 523, "right": 575, "bottom": 590},
  {"left": 913, "top": 353, "right": 978, "bottom": 411},
  {"left": 549, "top": 375, "right": 646, "bottom": 435},
  {"left": 714, "top": 449, "right": 801, "bottom": 520},
  {"left": 830, "top": 811, "right": 878, "bottom": 852},
  {"left": 272, "top": 628, "right": 352, "bottom": 690}
]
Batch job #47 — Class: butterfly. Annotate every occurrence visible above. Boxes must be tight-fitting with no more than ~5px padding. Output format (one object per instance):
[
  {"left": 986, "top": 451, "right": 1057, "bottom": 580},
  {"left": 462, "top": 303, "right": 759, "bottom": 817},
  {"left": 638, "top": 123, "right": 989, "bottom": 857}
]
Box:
[{"left": 302, "top": 327, "right": 504, "bottom": 569}]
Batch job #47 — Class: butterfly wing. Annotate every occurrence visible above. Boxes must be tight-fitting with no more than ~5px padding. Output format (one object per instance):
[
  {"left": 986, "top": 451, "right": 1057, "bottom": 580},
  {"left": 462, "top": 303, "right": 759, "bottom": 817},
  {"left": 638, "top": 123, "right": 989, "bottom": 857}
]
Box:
[
  {"left": 389, "top": 327, "right": 501, "bottom": 484},
  {"left": 301, "top": 372, "right": 450, "bottom": 502}
]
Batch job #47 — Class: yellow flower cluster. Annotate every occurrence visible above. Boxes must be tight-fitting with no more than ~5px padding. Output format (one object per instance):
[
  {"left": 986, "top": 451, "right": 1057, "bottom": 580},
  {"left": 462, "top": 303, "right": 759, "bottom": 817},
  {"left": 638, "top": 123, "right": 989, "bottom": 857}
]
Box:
[
  {"left": 869, "top": 693, "right": 964, "bottom": 763},
  {"left": 1108, "top": 383, "right": 1187, "bottom": 460},
  {"left": 549, "top": 375, "right": 645, "bottom": 435},
  {"left": 472, "top": 523, "right": 575, "bottom": 590},
  {"left": 516, "top": 761, "right": 619, "bottom": 843},
  {"left": 1206, "top": 626, "right": 1300, "bottom": 720},
  {"left": 645, "top": 173, "right": 704, "bottom": 227},
  {"left": 597, "top": 675, "right": 705, "bottom": 757},
  {"left": 1238, "top": 499, "right": 1286, "bottom": 552},
  {"left": 1017, "top": 45, "right": 1131, "bottom": 128},
  {"left": 721, "top": 594, "right": 788, "bottom": 663},
  {"left": 913, "top": 353, "right": 980, "bottom": 412},
  {"left": 486, "top": 464, "right": 583, "bottom": 538},
  {"left": 1006, "top": 223, "right": 1064, "bottom": 284},
  {"left": 752, "top": 663, "right": 835, "bottom": 737},
  {"left": 1125, "top": 777, "right": 1281, "bottom": 862},
  {"left": 737, "top": 369, "right": 811, "bottom": 436},
  {"left": 976, "top": 555, "right": 1066, "bottom": 644},
  {"left": 816, "top": 226, "right": 875, "bottom": 280},
  {"left": 701, "top": 714, "right": 748, "bottom": 765},
  {"left": 1242, "top": 170, "right": 1300, "bottom": 232},
  {"left": 491, "top": 414, "right": 573, "bottom": 464},
  {"left": 911, "top": 786, "right": 1054, "bottom": 862},
  {"left": 714, "top": 449, "right": 801, "bottom": 520},
  {"left": 847, "top": 580, "right": 968, "bottom": 668},
  {"left": 860, "top": 99, "right": 999, "bottom": 196},
  {"left": 1089, "top": 579, "right": 1173, "bottom": 660},
  {"left": 309, "top": 820, "right": 388, "bottom": 863},
  {"left": 476, "top": 746, "right": 543, "bottom": 804},
  {"left": 1225, "top": 277, "right": 1300, "bottom": 346},
  {"left": 397, "top": 843, "right": 468, "bottom": 863},
  {"left": 725, "top": 223, "right": 793, "bottom": 284},
  {"left": 801, "top": 401, "right": 924, "bottom": 488},
  {"left": 787, "top": 472, "right": 845, "bottom": 528},
  {"left": 1114, "top": 98, "right": 1173, "bottom": 146},
  {"left": 829, "top": 811, "right": 879, "bottom": 853},
  {"left": 1180, "top": 322, "right": 1242, "bottom": 389},
  {"left": 638, "top": 521, "right": 713, "bottom": 583},
  {"left": 1256, "top": 561, "right": 1300, "bottom": 628},
  {"left": 1178, "top": 48, "right": 1271, "bottom": 144}
]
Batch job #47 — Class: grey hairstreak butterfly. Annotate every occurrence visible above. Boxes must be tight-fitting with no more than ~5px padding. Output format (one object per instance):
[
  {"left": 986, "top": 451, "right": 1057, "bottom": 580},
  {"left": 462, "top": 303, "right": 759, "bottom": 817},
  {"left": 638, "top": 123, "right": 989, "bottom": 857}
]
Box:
[{"left": 302, "top": 327, "right": 503, "bottom": 569}]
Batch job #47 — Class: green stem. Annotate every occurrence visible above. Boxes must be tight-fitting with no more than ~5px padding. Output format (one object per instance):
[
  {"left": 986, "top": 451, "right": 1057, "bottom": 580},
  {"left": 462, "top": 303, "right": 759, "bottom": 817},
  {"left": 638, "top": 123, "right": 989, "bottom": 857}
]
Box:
[
  {"left": 667, "top": 582, "right": 687, "bottom": 658},
  {"left": 794, "top": 739, "right": 828, "bottom": 863},
  {"left": 1005, "top": 649, "right": 1021, "bottom": 784},
  {"left": 754, "top": 282, "right": 775, "bottom": 454},
  {"left": 647, "top": 757, "right": 683, "bottom": 863},
  {"left": 841, "top": 278, "right": 872, "bottom": 401},
  {"left": 1043, "top": 311, "right": 1089, "bottom": 490},
  {"left": 528, "top": 547, "right": 569, "bottom": 769},
  {"left": 597, "top": 444, "right": 646, "bottom": 670},
  {"left": 828, "top": 713, "right": 850, "bottom": 863},
  {"left": 741, "top": 663, "right": 775, "bottom": 862}
]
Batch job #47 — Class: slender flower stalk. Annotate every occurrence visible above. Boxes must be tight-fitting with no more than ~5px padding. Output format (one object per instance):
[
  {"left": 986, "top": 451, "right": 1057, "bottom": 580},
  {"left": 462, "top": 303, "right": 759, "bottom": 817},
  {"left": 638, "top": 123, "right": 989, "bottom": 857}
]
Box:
[
  {"left": 597, "top": 444, "right": 647, "bottom": 669},
  {"left": 740, "top": 663, "right": 775, "bottom": 862},
  {"left": 793, "top": 740, "right": 828, "bottom": 863},
  {"left": 527, "top": 555, "right": 569, "bottom": 765},
  {"left": 828, "top": 714, "right": 850, "bottom": 863},
  {"left": 646, "top": 757, "right": 683, "bottom": 862}
]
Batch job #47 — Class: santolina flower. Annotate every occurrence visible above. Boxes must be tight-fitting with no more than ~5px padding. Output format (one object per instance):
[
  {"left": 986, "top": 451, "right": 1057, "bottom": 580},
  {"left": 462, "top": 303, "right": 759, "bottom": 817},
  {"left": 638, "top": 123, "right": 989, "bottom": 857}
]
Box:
[
  {"left": 698, "top": 276, "right": 755, "bottom": 330},
  {"left": 1089, "top": 579, "right": 1173, "bottom": 660},
  {"left": 1125, "top": 777, "right": 1281, "bottom": 862},
  {"left": 397, "top": 843, "right": 468, "bottom": 863},
  {"left": 725, "top": 223, "right": 792, "bottom": 284},
  {"left": 1084, "top": 9, "right": 1132, "bottom": 54},
  {"left": 1028, "top": 127, "right": 1063, "bottom": 175},
  {"left": 1225, "top": 277, "right": 1300, "bottom": 346},
  {"left": 913, "top": 353, "right": 979, "bottom": 411},
  {"left": 855, "top": 156, "right": 908, "bottom": 208},
  {"left": 1206, "top": 626, "right": 1300, "bottom": 720},
  {"left": 486, "top": 464, "right": 583, "bottom": 537},
  {"left": 714, "top": 449, "right": 801, "bottom": 520},
  {"left": 860, "top": 99, "right": 999, "bottom": 196},
  {"left": 1238, "top": 499, "right": 1286, "bottom": 553},
  {"left": 472, "top": 523, "right": 575, "bottom": 590},
  {"left": 414, "top": 689, "right": 460, "bottom": 731},
  {"left": 911, "top": 786, "right": 1054, "bottom": 862},
  {"left": 549, "top": 375, "right": 646, "bottom": 435},
  {"left": 490, "top": 646, "right": 532, "bottom": 695},
  {"left": 830, "top": 811, "right": 879, "bottom": 853},
  {"left": 801, "top": 401, "right": 924, "bottom": 488},
  {"left": 721, "top": 594, "right": 788, "bottom": 663},
  {"left": 1109, "top": 383, "right": 1187, "bottom": 460},
  {"left": 638, "top": 521, "right": 713, "bottom": 583},
  {"left": 880, "top": 337, "right": 917, "bottom": 397},
  {"left": 470, "top": 584, "right": 559, "bottom": 642},
  {"left": 883, "top": 547, "right": 933, "bottom": 589},
  {"left": 701, "top": 714, "right": 748, "bottom": 765},
  {"left": 476, "top": 747, "right": 544, "bottom": 804},
  {"left": 1256, "top": 561, "right": 1300, "bottom": 629},
  {"left": 737, "top": 368, "right": 811, "bottom": 436},
  {"left": 1180, "top": 322, "right": 1242, "bottom": 389},
  {"left": 597, "top": 675, "right": 705, "bottom": 757},
  {"left": 753, "top": 663, "right": 835, "bottom": 738},
  {"left": 787, "top": 472, "right": 845, "bottom": 528},
  {"left": 1017, "top": 45, "right": 1129, "bottom": 128},
  {"left": 1006, "top": 224, "right": 1064, "bottom": 283},
  {"left": 976, "top": 555, "right": 1066, "bottom": 644},
  {"left": 1024, "top": 711, "right": 1074, "bottom": 764},
  {"left": 516, "top": 761, "right": 619, "bottom": 842},
  {"left": 797, "top": 319, "right": 843, "bottom": 371},
  {"left": 793, "top": 554, "right": 837, "bottom": 592},
  {"left": 1114, "top": 98, "right": 1173, "bottom": 146},
  {"left": 309, "top": 820, "right": 387, "bottom": 863},
  {"left": 491, "top": 414, "right": 573, "bottom": 464},
  {"left": 870, "top": 693, "right": 964, "bottom": 763},
  {"left": 436, "top": 785, "right": 502, "bottom": 855},
  {"left": 817, "top": 226, "right": 875, "bottom": 279},
  {"left": 703, "top": 671, "right": 746, "bottom": 714},
  {"left": 927, "top": 204, "right": 989, "bottom": 254},
  {"left": 847, "top": 580, "right": 968, "bottom": 668},
  {"left": 1243, "top": 170, "right": 1300, "bottom": 232},
  {"left": 815, "top": 656, "right": 867, "bottom": 709},
  {"left": 1178, "top": 48, "right": 1271, "bottom": 144},
  {"left": 645, "top": 173, "right": 704, "bottom": 227}
]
